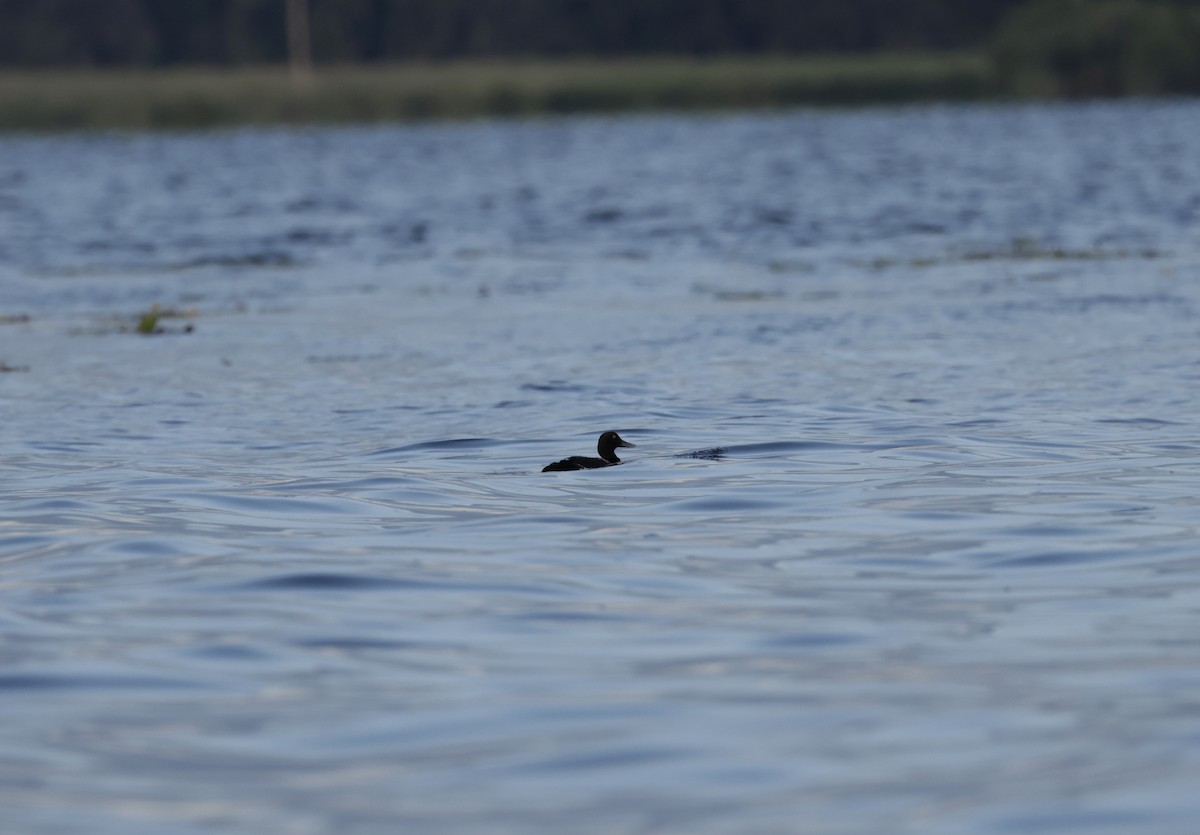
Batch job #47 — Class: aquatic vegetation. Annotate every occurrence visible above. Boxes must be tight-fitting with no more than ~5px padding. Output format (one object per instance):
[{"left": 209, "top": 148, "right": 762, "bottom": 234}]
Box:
[
  {"left": 130, "top": 304, "right": 196, "bottom": 336},
  {"left": 0, "top": 53, "right": 994, "bottom": 132},
  {"left": 862, "top": 238, "right": 1165, "bottom": 270},
  {"left": 136, "top": 309, "right": 160, "bottom": 335},
  {"left": 960, "top": 238, "right": 1164, "bottom": 262},
  {"left": 692, "top": 282, "right": 786, "bottom": 302}
]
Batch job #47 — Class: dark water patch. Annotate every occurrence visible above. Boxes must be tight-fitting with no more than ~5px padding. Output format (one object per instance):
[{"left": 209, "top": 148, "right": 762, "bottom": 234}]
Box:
[
  {"left": 97, "top": 431, "right": 156, "bottom": 442},
  {"left": 185, "top": 643, "right": 273, "bottom": 661},
  {"left": 666, "top": 496, "right": 786, "bottom": 513},
  {"left": 712, "top": 288, "right": 787, "bottom": 303},
  {"left": 1056, "top": 500, "right": 1152, "bottom": 514},
  {"left": 584, "top": 207, "right": 623, "bottom": 224},
  {"left": 988, "top": 549, "right": 1133, "bottom": 569},
  {"left": 285, "top": 195, "right": 360, "bottom": 214},
  {"left": 280, "top": 227, "right": 354, "bottom": 246},
  {"left": 846, "top": 556, "right": 951, "bottom": 570},
  {"left": 1147, "top": 443, "right": 1200, "bottom": 452},
  {"left": 508, "top": 609, "right": 631, "bottom": 624},
  {"left": 730, "top": 395, "right": 790, "bottom": 406},
  {"left": 232, "top": 571, "right": 562, "bottom": 597},
  {"left": 1094, "top": 417, "right": 1182, "bottom": 427},
  {"left": 293, "top": 636, "right": 456, "bottom": 652},
  {"left": 245, "top": 441, "right": 327, "bottom": 451},
  {"left": 995, "top": 293, "right": 1190, "bottom": 318},
  {"left": 521, "top": 381, "right": 589, "bottom": 393},
  {"left": 381, "top": 219, "right": 430, "bottom": 244},
  {"left": 520, "top": 515, "right": 591, "bottom": 525},
  {"left": 523, "top": 745, "right": 687, "bottom": 773},
  {"left": 0, "top": 672, "right": 206, "bottom": 692},
  {"left": 235, "top": 572, "right": 429, "bottom": 592},
  {"left": 96, "top": 538, "right": 188, "bottom": 557},
  {"left": 943, "top": 242, "right": 1168, "bottom": 267},
  {"left": 1007, "top": 523, "right": 1105, "bottom": 538},
  {"left": 174, "top": 251, "right": 298, "bottom": 270},
  {"left": 761, "top": 632, "right": 865, "bottom": 649},
  {"left": 385, "top": 438, "right": 504, "bottom": 453},
  {"left": 28, "top": 440, "right": 103, "bottom": 452},
  {"left": 750, "top": 315, "right": 840, "bottom": 335},
  {"left": 721, "top": 440, "right": 854, "bottom": 456},
  {"left": 306, "top": 352, "right": 388, "bottom": 364}
]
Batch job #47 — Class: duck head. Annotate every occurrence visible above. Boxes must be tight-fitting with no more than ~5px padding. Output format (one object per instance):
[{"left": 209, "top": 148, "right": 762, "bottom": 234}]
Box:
[{"left": 597, "top": 430, "right": 635, "bottom": 463}]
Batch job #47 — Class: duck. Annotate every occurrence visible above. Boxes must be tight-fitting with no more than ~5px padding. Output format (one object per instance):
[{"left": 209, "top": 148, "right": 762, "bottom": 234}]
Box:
[{"left": 542, "top": 431, "right": 636, "bottom": 472}]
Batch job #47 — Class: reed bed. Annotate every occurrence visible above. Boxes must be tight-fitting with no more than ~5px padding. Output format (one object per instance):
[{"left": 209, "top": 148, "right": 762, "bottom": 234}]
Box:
[{"left": 0, "top": 52, "right": 993, "bottom": 131}]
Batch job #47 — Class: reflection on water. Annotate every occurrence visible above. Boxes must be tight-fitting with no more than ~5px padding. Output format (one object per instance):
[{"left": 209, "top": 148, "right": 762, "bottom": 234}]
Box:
[{"left": 2, "top": 100, "right": 1200, "bottom": 834}]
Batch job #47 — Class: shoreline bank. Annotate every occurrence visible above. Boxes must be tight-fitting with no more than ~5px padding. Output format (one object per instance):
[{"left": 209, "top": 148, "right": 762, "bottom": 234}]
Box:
[{"left": 0, "top": 52, "right": 993, "bottom": 132}]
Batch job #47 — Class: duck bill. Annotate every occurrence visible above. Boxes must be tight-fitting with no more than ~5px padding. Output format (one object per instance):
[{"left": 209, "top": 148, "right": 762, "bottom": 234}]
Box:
[{"left": 617, "top": 439, "right": 636, "bottom": 448}]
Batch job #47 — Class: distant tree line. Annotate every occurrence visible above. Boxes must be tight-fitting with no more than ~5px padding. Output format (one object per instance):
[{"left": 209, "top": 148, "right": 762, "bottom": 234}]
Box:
[
  {"left": 0, "top": 0, "right": 1025, "bottom": 66},
  {"left": 3, "top": 0, "right": 1199, "bottom": 97},
  {"left": 992, "top": 0, "right": 1200, "bottom": 95}
]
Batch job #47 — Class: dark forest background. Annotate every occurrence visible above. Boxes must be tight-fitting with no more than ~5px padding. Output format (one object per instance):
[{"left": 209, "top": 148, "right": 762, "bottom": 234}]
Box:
[
  {"left": 2, "top": 0, "right": 1200, "bottom": 128},
  {"left": 0, "top": 0, "right": 1027, "bottom": 66}
]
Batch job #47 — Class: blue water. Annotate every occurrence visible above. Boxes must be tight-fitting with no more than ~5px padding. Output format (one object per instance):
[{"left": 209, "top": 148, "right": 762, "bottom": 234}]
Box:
[{"left": 2, "top": 100, "right": 1200, "bottom": 834}]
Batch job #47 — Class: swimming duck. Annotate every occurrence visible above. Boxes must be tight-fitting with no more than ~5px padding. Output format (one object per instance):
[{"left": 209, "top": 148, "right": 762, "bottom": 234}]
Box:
[{"left": 542, "top": 431, "right": 636, "bottom": 472}]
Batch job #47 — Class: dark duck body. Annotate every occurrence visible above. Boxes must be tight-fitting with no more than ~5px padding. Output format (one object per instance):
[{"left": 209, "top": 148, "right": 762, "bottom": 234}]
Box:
[{"left": 542, "top": 431, "right": 636, "bottom": 472}]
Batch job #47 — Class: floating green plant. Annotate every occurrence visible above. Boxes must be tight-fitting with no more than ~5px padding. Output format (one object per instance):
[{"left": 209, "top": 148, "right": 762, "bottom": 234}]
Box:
[
  {"left": 136, "top": 309, "right": 160, "bottom": 334},
  {"left": 130, "top": 303, "right": 196, "bottom": 335}
]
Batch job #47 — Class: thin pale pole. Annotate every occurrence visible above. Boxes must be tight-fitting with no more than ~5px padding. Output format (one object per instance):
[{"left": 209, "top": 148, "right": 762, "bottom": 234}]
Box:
[{"left": 286, "top": 0, "right": 314, "bottom": 86}]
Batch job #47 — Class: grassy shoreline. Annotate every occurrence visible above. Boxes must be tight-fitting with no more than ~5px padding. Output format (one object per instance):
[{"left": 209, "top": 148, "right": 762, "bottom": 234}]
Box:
[{"left": 0, "top": 52, "right": 994, "bottom": 132}]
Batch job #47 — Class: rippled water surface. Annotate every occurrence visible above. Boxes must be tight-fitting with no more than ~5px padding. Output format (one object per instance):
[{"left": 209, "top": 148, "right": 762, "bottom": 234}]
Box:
[{"left": 3, "top": 101, "right": 1200, "bottom": 834}]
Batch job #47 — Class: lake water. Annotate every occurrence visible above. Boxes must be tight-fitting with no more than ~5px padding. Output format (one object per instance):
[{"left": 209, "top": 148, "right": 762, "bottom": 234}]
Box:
[{"left": 2, "top": 99, "right": 1200, "bottom": 834}]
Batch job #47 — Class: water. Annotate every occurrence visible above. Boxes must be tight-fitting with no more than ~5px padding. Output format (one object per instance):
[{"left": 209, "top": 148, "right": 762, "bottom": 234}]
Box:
[{"left": 2, "top": 100, "right": 1200, "bottom": 834}]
